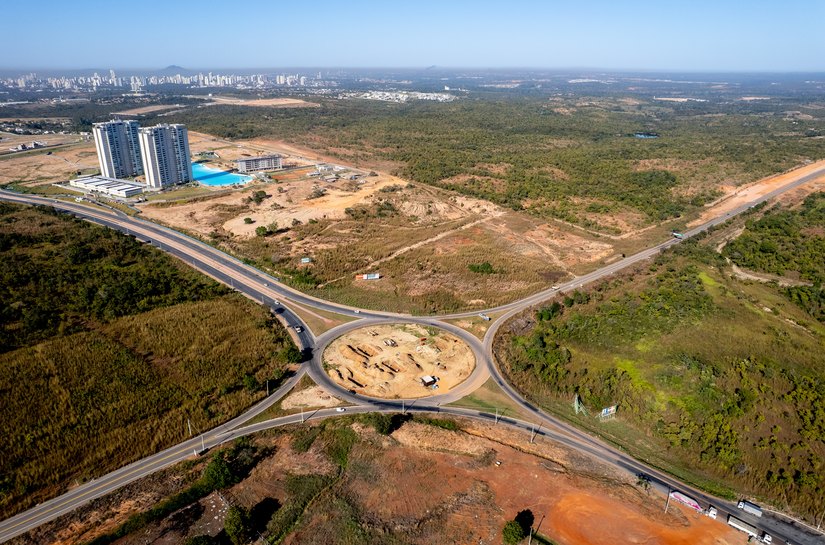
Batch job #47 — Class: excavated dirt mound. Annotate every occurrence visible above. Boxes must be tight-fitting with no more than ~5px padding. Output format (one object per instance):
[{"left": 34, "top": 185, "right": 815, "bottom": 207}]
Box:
[{"left": 323, "top": 323, "right": 475, "bottom": 398}]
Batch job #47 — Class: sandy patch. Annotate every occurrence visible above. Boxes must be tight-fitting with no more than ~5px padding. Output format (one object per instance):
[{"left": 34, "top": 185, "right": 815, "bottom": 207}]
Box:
[
  {"left": 689, "top": 160, "right": 825, "bottom": 227},
  {"left": 205, "top": 97, "right": 319, "bottom": 108},
  {"left": 111, "top": 104, "right": 183, "bottom": 116},
  {"left": 324, "top": 323, "right": 475, "bottom": 399},
  {"left": 280, "top": 385, "right": 344, "bottom": 409}
]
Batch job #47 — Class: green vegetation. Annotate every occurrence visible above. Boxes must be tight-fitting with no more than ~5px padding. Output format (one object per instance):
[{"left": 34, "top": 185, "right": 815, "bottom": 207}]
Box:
[
  {"left": 498, "top": 239, "right": 825, "bottom": 519},
  {"left": 724, "top": 192, "right": 825, "bottom": 321},
  {"left": 502, "top": 520, "right": 527, "bottom": 545},
  {"left": 225, "top": 505, "right": 252, "bottom": 545},
  {"left": 0, "top": 204, "right": 297, "bottom": 518},
  {"left": 87, "top": 439, "right": 262, "bottom": 545},
  {"left": 265, "top": 473, "right": 334, "bottom": 543},
  {"left": 468, "top": 261, "right": 495, "bottom": 274},
  {"left": 170, "top": 97, "right": 825, "bottom": 233},
  {"left": 248, "top": 190, "right": 270, "bottom": 205}
]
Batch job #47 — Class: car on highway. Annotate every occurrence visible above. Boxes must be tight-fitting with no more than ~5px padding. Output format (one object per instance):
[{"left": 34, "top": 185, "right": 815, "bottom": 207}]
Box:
[
  {"left": 552, "top": 285, "right": 560, "bottom": 290},
  {"left": 336, "top": 407, "right": 346, "bottom": 412},
  {"left": 273, "top": 300, "right": 280, "bottom": 305},
  {"left": 353, "top": 309, "right": 360, "bottom": 314},
  {"left": 294, "top": 326, "right": 304, "bottom": 333},
  {"left": 479, "top": 313, "right": 490, "bottom": 321}
]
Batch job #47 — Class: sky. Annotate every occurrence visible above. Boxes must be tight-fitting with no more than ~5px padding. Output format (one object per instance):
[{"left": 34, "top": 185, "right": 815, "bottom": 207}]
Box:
[{"left": 3, "top": 0, "right": 824, "bottom": 72}]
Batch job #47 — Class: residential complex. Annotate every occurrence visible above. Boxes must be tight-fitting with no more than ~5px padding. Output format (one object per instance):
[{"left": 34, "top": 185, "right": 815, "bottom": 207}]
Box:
[
  {"left": 138, "top": 124, "right": 193, "bottom": 189},
  {"left": 235, "top": 154, "right": 282, "bottom": 173},
  {"left": 92, "top": 120, "right": 143, "bottom": 178}
]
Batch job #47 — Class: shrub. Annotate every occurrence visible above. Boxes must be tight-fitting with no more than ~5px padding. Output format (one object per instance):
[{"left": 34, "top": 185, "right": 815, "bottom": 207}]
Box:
[{"left": 503, "top": 520, "right": 526, "bottom": 544}]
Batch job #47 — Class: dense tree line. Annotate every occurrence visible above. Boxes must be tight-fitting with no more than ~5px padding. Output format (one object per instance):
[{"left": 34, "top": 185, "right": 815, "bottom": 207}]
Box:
[{"left": 0, "top": 204, "right": 229, "bottom": 352}]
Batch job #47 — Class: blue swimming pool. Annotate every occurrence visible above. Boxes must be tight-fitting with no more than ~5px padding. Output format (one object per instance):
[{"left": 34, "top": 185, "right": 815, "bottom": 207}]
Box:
[{"left": 192, "top": 162, "right": 253, "bottom": 186}]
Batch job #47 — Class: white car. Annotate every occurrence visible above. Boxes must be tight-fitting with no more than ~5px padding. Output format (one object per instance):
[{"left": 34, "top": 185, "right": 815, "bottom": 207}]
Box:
[{"left": 335, "top": 407, "right": 346, "bottom": 412}]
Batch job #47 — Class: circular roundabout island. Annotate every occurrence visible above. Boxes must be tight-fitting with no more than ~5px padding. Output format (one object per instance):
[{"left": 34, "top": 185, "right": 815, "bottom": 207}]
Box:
[{"left": 323, "top": 323, "right": 476, "bottom": 399}]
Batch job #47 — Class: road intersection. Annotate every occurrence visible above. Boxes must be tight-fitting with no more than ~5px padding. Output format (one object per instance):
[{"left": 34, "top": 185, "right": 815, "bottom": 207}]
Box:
[{"left": 1, "top": 165, "right": 824, "bottom": 544}]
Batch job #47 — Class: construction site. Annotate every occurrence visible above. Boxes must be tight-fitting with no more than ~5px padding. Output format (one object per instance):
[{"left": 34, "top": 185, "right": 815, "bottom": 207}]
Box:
[{"left": 323, "top": 324, "right": 475, "bottom": 398}]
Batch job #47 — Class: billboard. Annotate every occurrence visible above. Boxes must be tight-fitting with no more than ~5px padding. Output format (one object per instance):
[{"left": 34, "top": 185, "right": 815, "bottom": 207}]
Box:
[{"left": 600, "top": 405, "right": 617, "bottom": 417}]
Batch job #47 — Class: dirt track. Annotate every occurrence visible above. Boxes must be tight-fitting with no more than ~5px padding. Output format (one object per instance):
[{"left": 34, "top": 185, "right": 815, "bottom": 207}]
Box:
[
  {"left": 689, "top": 159, "right": 825, "bottom": 227},
  {"left": 324, "top": 324, "right": 475, "bottom": 399}
]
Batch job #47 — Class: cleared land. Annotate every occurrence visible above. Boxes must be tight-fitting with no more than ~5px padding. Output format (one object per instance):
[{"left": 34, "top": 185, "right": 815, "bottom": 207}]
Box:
[
  {"left": 0, "top": 138, "right": 97, "bottom": 185},
  {"left": 137, "top": 133, "right": 612, "bottom": 312},
  {"left": 324, "top": 324, "right": 475, "bottom": 398},
  {"left": 111, "top": 104, "right": 183, "bottom": 115},
  {"left": 688, "top": 159, "right": 825, "bottom": 227},
  {"left": 204, "top": 97, "right": 319, "bottom": 108},
  {"left": 13, "top": 417, "right": 745, "bottom": 545}
]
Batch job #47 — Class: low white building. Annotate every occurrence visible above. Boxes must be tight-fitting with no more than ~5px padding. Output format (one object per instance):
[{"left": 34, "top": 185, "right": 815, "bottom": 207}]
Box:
[
  {"left": 236, "top": 154, "right": 282, "bottom": 173},
  {"left": 69, "top": 175, "right": 144, "bottom": 198}
]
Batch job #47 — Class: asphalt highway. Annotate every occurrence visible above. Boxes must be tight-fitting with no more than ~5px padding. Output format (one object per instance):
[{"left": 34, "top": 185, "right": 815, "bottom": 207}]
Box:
[{"left": 1, "top": 164, "right": 824, "bottom": 545}]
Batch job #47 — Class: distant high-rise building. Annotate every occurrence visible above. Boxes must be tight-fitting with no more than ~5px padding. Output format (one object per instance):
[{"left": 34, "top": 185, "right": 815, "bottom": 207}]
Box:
[
  {"left": 138, "top": 124, "right": 192, "bottom": 189},
  {"left": 92, "top": 120, "right": 143, "bottom": 178}
]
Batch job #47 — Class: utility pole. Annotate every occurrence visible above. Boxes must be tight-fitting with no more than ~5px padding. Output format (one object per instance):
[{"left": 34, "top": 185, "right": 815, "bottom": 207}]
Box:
[
  {"left": 187, "top": 419, "right": 192, "bottom": 437},
  {"left": 528, "top": 513, "right": 545, "bottom": 545},
  {"left": 267, "top": 380, "right": 269, "bottom": 396},
  {"left": 664, "top": 488, "right": 671, "bottom": 514},
  {"left": 495, "top": 408, "right": 499, "bottom": 424},
  {"left": 200, "top": 433, "right": 205, "bottom": 453},
  {"left": 531, "top": 423, "right": 541, "bottom": 443}
]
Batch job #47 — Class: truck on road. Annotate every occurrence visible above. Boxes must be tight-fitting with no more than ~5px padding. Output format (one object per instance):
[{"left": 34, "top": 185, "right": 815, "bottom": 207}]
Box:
[
  {"left": 738, "top": 500, "right": 763, "bottom": 517},
  {"left": 671, "top": 231, "right": 685, "bottom": 239},
  {"left": 727, "top": 515, "right": 772, "bottom": 543}
]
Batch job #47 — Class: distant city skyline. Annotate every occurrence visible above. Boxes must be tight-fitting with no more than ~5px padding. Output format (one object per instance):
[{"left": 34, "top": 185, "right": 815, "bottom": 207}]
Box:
[{"left": 2, "top": 0, "right": 824, "bottom": 72}]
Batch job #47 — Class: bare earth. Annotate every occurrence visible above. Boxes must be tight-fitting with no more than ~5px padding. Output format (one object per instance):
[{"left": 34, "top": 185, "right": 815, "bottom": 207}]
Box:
[
  {"left": 280, "top": 385, "right": 344, "bottom": 409},
  {"left": 111, "top": 104, "right": 183, "bottom": 116},
  {"left": 323, "top": 323, "right": 475, "bottom": 399},
  {"left": 689, "top": 159, "right": 825, "bottom": 227},
  {"left": 204, "top": 97, "right": 319, "bottom": 108},
  {"left": 0, "top": 139, "right": 97, "bottom": 185},
  {"left": 13, "top": 419, "right": 745, "bottom": 545}
]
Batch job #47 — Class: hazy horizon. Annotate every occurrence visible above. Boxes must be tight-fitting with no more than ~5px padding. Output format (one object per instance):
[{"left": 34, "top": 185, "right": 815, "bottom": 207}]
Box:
[{"left": 3, "top": 0, "right": 824, "bottom": 72}]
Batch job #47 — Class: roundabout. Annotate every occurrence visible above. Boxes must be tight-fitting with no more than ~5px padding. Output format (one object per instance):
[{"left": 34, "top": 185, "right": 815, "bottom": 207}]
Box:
[
  {"left": 322, "top": 323, "right": 475, "bottom": 399},
  {"left": 1, "top": 184, "right": 822, "bottom": 545}
]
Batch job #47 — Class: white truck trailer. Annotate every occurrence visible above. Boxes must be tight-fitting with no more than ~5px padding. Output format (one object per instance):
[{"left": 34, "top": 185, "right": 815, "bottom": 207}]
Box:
[
  {"left": 738, "top": 500, "right": 763, "bottom": 517},
  {"left": 727, "top": 515, "right": 772, "bottom": 543}
]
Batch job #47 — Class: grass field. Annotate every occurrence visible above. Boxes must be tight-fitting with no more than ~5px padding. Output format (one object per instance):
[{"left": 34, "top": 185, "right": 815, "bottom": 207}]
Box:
[
  {"left": 0, "top": 203, "right": 298, "bottom": 518},
  {"left": 495, "top": 236, "right": 825, "bottom": 520}
]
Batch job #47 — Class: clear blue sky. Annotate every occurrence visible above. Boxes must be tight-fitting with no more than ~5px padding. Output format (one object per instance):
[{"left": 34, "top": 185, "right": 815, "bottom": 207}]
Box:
[{"left": 3, "top": 0, "right": 823, "bottom": 71}]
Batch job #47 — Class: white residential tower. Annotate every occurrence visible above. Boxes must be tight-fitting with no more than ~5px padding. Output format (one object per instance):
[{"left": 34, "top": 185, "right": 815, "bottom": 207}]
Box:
[
  {"left": 138, "top": 124, "right": 193, "bottom": 189},
  {"left": 92, "top": 120, "right": 143, "bottom": 178}
]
